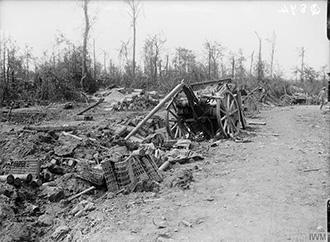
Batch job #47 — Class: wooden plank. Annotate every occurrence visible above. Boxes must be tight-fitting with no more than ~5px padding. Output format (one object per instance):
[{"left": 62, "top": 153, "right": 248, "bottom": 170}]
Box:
[
  {"left": 76, "top": 98, "right": 104, "bottom": 115},
  {"left": 66, "top": 186, "right": 96, "bottom": 202},
  {"left": 24, "top": 125, "right": 79, "bottom": 132},
  {"left": 247, "top": 121, "right": 266, "bottom": 125}
]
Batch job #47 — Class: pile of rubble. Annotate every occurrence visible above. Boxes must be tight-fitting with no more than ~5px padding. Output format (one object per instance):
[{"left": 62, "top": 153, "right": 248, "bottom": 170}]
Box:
[
  {"left": 114, "top": 94, "right": 159, "bottom": 111},
  {"left": 0, "top": 111, "right": 206, "bottom": 240},
  {"left": 95, "top": 87, "right": 160, "bottom": 111},
  {"left": 1, "top": 79, "right": 257, "bottom": 239},
  {"left": 0, "top": 108, "right": 56, "bottom": 124}
]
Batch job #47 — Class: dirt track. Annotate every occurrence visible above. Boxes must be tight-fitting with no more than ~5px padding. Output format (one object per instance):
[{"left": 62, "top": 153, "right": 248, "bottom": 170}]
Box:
[{"left": 70, "top": 105, "right": 329, "bottom": 242}]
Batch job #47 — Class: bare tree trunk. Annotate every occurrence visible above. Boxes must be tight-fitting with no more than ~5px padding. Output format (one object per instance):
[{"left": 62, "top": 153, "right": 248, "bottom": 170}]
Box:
[
  {"left": 211, "top": 56, "right": 217, "bottom": 79},
  {"left": 0, "top": 37, "right": 1, "bottom": 76},
  {"left": 0, "top": 38, "right": 2, "bottom": 106},
  {"left": 52, "top": 53, "right": 55, "bottom": 69},
  {"left": 57, "top": 51, "right": 60, "bottom": 65},
  {"left": 270, "top": 46, "right": 274, "bottom": 78},
  {"left": 127, "top": 0, "right": 140, "bottom": 81},
  {"left": 154, "top": 47, "right": 158, "bottom": 82},
  {"left": 221, "top": 63, "right": 225, "bottom": 77},
  {"left": 165, "top": 54, "right": 169, "bottom": 74},
  {"left": 300, "top": 47, "right": 305, "bottom": 82},
  {"left": 249, "top": 50, "right": 254, "bottom": 76},
  {"left": 158, "top": 60, "right": 162, "bottom": 77},
  {"left": 133, "top": 16, "right": 136, "bottom": 80},
  {"left": 254, "top": 32, "right": 263, "bottom": 80},
  {"left": 93, "top": 39, "right": 96, "bottom": 79},
  {"left": 231, "top": 57, "right": 235, "bottom": 79},
  {"left": 208, "top": 50, "right": 211, "bottom": 79},
  {"left": 73, "top": 46, "right": 77, "bottom": 74},
  {"left": 103, "top": 51, "right": 107, "bottom": 74},
  {"left": 81, "top": 0, "right": 90, "bottom": 89},
  {"left": 6, "top": 51, "right": 10, "bottom": 85},
  {"left": 2, "top": 42, "right": 6, "bottom": 84},
  {"left": 26, "top": 54, "right": 29, "bottom": 80},
  {"left": 109, "top": 59, "right": 112, "bottom": 76},
  {"left": 267, "top": 31, "right": 276, "bottom": 78},
  {"left": 154, "top": 57, "right": 157, "bottom": 81}
]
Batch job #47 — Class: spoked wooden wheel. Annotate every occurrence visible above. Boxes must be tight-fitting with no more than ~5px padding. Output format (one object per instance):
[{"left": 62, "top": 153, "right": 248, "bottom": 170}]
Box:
[
  {"left": 166, "top": 100, "right": 194, "bottom": 139},
  {"left": 216, "top": 91, "right": 241, "bottom": 138}
]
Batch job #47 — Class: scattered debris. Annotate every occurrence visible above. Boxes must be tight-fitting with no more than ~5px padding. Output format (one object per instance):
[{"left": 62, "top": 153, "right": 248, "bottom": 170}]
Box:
[
  {"left": 39, "top": 185, "right": 65, "bottom": 202},
  {"left": 37, "top": 213, "right": 53, "bottom": 227},
  {"left": 23, "top": 125, "right": 79, "bottom": 132},
  {"left": 303, "top": 168, "right": 321, "bottom": 172},
  {"left": 247, "top": 120, "right": 266, "bottom": 125},
  {"left": 164, "top": 168, "right": 194, "bottom": 190},
  {"left": 0, "top": 80, "right": 263, "bottom": 241},
  {"left": 51, "top": 225, "right": 70, "bottom": 241},
  {"left": 76, "top": 98, "right": 104, "bottom": 115},
  {"left": 173, "top": 139, "right": 192, "bottom": 149},
  {"left": 63, "top": 102, "right": 74, "bottom": 110},
  {"left": 241, "top": 130, "right": 279, "bottom": 137},
  {"left": 116, "top": 94, "right": 159, "bottom": 111},
  {"left": 70, "top": 199, "right": 96, "bottom": 217},
  {"left": 234, "top": 138, "right": 252, "bottom": 143},
  {"left": 54, "top": 132, "right": 81, "bottom": 157},
  {"left": 181, "top": 219, "right": 193, "bottom": 227},
  {"left": 125, "top": 79, "right": 246, "bottom": 141},
  {"left": 153, "top": 217, "right": 168, "bottom": 229},
  {"left": 64, "top": 186, "right": 96, "bottom": 203},
  {"left": 205, "top": 197, "right": 215, "bottom": 201}
]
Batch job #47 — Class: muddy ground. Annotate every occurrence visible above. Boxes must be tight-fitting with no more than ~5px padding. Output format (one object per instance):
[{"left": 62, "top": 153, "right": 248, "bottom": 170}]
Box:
[{"left": 0, "top": 104, "right": 329, "bottom": 241}]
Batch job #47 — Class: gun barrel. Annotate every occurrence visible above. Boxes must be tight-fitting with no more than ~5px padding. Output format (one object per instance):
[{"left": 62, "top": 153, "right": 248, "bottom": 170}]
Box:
[{"left": 190, "top": 78, "right": 232, "bottom": 88}]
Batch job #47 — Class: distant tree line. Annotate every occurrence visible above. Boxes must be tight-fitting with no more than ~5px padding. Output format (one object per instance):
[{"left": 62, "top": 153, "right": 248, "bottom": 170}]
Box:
[{"left": 0, "top": 0, "right": 327, "bottom": 106}]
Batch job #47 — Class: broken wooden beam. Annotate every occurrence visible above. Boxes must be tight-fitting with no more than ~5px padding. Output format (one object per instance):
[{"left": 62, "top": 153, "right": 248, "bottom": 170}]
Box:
[
  {"left": 181, "top": 220, "right": 193, "bottom": 227},
  {"left": 65, "top": 186, "right": 96, "bottom": 203},
  {"left": 247, "top": 121, "right": 266, "bottom": 125},
  {"left": 158, "top": 160, "right": 171, "bottom": 172},
  {"left": 303, "top": 168, "right": 321, "bottom": 172},
  {"left": 241, "top": 130, "right": 279, "bottom": 136},
  {"left": 62, "top": 131, "right": 83, "bottom": 141},
  {"left": 76, "top": 98, "right": 104, "bottom": 115},
  {"left": 23, "top": 125, "right": 79, "bottom": 132}
]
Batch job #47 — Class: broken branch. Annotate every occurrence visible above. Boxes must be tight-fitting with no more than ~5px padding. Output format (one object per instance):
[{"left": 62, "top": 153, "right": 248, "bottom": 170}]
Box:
[{"left": 76, "top": 98, "right": 104, "bottom": 115}]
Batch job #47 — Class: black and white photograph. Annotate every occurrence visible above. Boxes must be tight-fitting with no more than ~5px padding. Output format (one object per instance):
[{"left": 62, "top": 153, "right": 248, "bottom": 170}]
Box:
[{"left": 0, "top": 0, "right": 329, "bottom": 241}]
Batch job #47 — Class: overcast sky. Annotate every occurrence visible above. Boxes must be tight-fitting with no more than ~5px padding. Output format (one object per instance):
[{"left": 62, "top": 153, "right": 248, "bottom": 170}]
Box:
[{"left": 0, "top": 0, "right": 328, "bottom": 78}]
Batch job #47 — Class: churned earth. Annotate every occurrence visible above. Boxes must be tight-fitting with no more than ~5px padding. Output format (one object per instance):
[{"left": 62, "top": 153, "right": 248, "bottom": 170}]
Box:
[
  {"left": 70, "top": 105, "right": 328, "bottom": 242},
  {"left": 0, "top": 105, "right": 328, "bottom": 242}
]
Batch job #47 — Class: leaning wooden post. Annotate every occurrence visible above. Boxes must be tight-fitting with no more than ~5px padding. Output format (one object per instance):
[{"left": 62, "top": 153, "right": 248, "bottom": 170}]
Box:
[
  {"left": 124, "top": 81, "right": 185, "bottom": 140},
  {"left": 236, "top": 90, "right": 246, "bottom": 129}
]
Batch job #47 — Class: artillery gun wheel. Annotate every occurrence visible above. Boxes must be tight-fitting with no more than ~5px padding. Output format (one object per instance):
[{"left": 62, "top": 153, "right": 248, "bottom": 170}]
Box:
[
  {"left": 165, "top": 101, "right": 194, "bottom": 139},
  {"left": 216, "top": 91, "right": 241, "bottom": 138}
]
